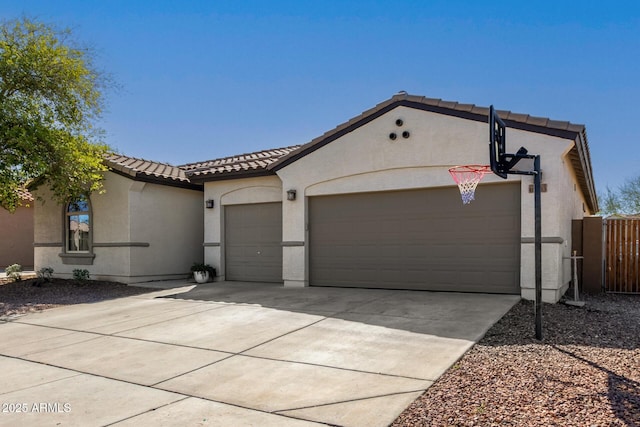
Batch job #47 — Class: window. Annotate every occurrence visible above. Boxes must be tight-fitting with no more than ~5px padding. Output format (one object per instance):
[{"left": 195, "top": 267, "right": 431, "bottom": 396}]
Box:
[
  {"left": 66, "top": 197, "right": 91, "bottom": 252},
  {"left": 60, "top": 196, "right": 95, "bottom": 265}
]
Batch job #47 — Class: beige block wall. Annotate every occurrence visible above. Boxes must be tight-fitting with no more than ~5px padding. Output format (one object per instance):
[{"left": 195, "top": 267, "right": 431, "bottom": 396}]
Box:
[
  {"left": 277, "top": 106, "right": 588, "bottom": 301},
  {"left": 203, "top": 175, "right": 283, "bottom": 281},
  {"left": 0, "top": 205, "right": 34, "bottom": 269}
]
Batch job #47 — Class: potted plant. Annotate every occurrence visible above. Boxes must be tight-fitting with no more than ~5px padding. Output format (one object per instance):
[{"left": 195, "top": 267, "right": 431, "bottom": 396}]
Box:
[{"left": 190, "top": 262, "right": 216, "bottom": 284}]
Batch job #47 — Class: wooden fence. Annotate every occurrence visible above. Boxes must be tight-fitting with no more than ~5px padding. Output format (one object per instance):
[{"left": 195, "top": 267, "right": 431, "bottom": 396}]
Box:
[{"left": 604, "top": 218, "right": 640, "bottom": 293}]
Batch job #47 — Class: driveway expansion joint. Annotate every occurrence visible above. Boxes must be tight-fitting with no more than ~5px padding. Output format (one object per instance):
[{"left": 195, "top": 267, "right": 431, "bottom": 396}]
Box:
[
  {"left": 273, "top": 389, "right": 430, "bottom": 413},
  {"left": 148, "top": 384, "right": 333, "bottom": 423},
  {"left": 0, "top": 355, "right": 83, "bottom": 396},
  {"left": 236, "top": 352, "right": 434, "bottom": 381},
  {"left": 235, "top": 316, "right": 328, "bottom": 355},
  {"left": 3, "top": 353, "right": 193, "bottom": 391},
  {"left": 149, "top": 353, "right": 238, "bottom": 387},
  {"left": 102, "top": 396, "right": 191, "bottom": 427}
]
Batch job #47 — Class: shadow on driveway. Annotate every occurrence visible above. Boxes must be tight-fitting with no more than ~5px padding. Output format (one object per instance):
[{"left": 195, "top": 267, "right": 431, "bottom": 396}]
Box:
[{"left": 161, "top": 281, "right": 520, "bottom": 342}]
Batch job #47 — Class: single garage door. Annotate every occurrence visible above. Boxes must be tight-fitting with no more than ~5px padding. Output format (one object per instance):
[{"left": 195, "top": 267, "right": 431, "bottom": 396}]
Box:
[
  {"left": 309, "top": 184, "right": 520, "bottom": 293},
  {"left": 225, "top": 202, "right": 283, "bottom": 282}
]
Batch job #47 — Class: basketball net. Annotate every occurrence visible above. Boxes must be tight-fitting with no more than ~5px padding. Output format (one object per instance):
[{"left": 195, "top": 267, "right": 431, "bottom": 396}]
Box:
[{"left": 448, "top": 165, "right": 490, "bottom": 204}]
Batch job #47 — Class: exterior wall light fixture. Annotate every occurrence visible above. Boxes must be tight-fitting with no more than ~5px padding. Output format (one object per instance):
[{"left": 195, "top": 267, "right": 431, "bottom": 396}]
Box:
[
  {"left": 286, "top": 189, "right": 297, "bottom": 201},
  {"left": 205, "top": 199, "right": 215, "bottom": 209}
]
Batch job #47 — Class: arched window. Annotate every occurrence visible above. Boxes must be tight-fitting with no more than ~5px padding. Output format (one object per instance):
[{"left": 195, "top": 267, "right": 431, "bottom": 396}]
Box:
[{"left": 66, "top": 196, "right": 91, "bottom": 252}]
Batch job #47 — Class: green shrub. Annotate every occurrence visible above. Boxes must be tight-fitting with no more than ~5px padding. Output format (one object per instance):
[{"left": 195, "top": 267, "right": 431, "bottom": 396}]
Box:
[
  {"left": 5, "top": 264, "right": 22, "bottom": 281},
  {"left": 72, "top": 269, "right": 90, "bottom": 281},
  {"left": 37, "top": 267, "right": 54, "bottom": 282}
]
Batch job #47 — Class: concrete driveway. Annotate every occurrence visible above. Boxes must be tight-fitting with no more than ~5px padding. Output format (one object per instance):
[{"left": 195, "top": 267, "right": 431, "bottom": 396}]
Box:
[{"left": 0, "top": 281, "right": 519, "bottom": 426}]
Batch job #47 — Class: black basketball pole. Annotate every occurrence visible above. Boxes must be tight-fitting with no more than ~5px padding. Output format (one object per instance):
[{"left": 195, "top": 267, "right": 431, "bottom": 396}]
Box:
[
  {"left": 489, "top": 105, "right": 543, "bottom": 340},
  {"left": 534, "top": 155, "right": 542, "bottom": 340}
]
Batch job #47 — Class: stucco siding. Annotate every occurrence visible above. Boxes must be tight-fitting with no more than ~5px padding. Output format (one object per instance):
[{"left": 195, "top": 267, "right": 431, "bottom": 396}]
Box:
[
  {"left": 33, "top": 173, "right": 133, "bottom": 280},
  {"left": 276, "top": 105, "right": 588, "bottom": 301},
  {"left": 507, "top": 129, "right": 580, "bottom": 302},
  {"left": 34, "top": 171, "right": 202, "bottom": 283},
  {"left": 203, "top": 175, "right": 282, "bottom": 280},
  {"left": 129, "top": 181, "right": 203, "bottom": 279},
  {"left": 92, "top": 173, "right": 132, "bottom": 244},
  {"left": 557, "top": 146, "right": 592, "bottom": 296},
  {"left": 0, "top": 206, "right": 34, "bottom": 269},
  {"left": 33, "top": 186, "right": 63, "bottom": 245},
  {"left": 33, "top": 186, "right": 64, "bottom": 275}
]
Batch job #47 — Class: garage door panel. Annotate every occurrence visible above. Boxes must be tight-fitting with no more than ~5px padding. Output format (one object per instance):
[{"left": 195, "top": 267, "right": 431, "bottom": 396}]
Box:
[
  {"left": 490, "top": 270, "right": 519, "bottom": 286},
  {"left": 457, "top": 271, "right": 490, "bottom": 284},
  {"left": 225, "top": 203, "right": 283, "bottom": 283},
  {"left": 491, "top": 244, "right": 520, "bottom": 258},
  {"left": 309, "top": 184, "right": 520, "bottom": 293}
]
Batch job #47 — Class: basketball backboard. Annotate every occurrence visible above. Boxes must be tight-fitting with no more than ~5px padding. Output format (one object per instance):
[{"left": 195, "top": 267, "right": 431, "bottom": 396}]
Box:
[
  {"left": 489, "top": 105, "right": 508, "bottom": 178},
  {"left": 489, "top": 105, "right": 532, "bottom": 177}
]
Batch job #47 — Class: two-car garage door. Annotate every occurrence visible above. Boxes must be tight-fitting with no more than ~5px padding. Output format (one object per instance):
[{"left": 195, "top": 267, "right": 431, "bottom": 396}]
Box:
[
  {"left": 309, "top": 184, "right": 521, "bottom": 294},
  {"left": 224, "top": 185, "right": 521, "bottom": 293}
]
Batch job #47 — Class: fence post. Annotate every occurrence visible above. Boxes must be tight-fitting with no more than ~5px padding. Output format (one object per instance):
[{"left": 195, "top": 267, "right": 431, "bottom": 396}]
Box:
[
  {"left": 582, "top": 216, "right": 604, "bottom": 293},
  {"left": 571, "top": 219, "right": 583, "bottom": 287}
]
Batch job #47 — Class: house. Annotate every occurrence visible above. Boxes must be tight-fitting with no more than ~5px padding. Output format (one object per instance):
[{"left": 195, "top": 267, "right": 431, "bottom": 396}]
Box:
[
  {"left": 33, "top": 155, "right": 204, "bottom": 283},
  {"left": 0, "top": 188, "right": 34, "bottom": 270},
  {"left": 33, "top": 93, "right": 597, "bottom": 302}
]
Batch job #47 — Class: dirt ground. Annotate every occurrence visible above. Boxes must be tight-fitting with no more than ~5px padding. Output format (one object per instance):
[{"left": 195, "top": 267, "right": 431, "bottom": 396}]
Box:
[{"left": 0, "top": 278, "right": 153, "bottom": 319}]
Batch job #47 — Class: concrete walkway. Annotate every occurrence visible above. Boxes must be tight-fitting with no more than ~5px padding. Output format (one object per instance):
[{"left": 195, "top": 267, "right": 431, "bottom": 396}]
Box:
[{"left": 0, "top": 281, "right": 519, "bottom": 426}]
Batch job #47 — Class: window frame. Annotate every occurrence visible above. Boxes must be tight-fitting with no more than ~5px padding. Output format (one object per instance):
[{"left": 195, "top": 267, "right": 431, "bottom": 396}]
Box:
[{"left": 59, "top": 195, "right": 95, "bottom": 265}]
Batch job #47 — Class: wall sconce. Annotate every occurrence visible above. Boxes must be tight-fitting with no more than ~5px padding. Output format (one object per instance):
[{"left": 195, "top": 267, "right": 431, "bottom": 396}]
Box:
[
  {"left": 205, "top": 199, "right": 215, "bottom": 209},
  {"left": 286, "top": 189, "right": 297, "bottom": 201}
]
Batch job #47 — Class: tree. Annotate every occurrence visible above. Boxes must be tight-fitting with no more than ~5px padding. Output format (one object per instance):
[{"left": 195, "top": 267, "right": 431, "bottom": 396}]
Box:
[
  {"left": 599, "top": 175, "right": 640, "bottom": 216},
  {"left": 599, "top": 186, "right": 622, "bottom": 216},
  {"left": 618, "top": 175, "right": 640, "bottom": 214},
  {"left": 0, "top": 17, "right": 111, "bottom": 212}
]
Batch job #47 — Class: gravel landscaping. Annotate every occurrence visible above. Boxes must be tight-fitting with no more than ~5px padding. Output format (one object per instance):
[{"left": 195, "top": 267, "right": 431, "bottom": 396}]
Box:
[
  {"left": 393, "top": 293, "right": 640, "bottom": 427},
  {"left": 0, "top": 278, "right": 153, "bottom": 319}
]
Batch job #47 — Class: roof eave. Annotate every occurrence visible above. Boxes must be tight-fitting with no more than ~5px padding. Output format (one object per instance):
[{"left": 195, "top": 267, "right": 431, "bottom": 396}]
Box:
[
  {"left": 574, "top": 130, "right": 599, "bottom": 213},
  {"left": 187, "top": 168, "right": 278, "bottom": 183},
  {"left": 108, "top": 168, "right": 203, "bottom": 191}
]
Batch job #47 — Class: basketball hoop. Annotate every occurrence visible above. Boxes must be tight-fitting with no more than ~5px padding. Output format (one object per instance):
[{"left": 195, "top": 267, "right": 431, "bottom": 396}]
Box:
[{"left": 448, "top": 165, "right": 491, "bottom": 204}]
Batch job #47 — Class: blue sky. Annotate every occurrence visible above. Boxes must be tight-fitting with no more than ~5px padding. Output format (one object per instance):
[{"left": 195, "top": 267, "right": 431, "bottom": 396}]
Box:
[{"left": 3, "top": 1, "right": 639, "bottom": 193}]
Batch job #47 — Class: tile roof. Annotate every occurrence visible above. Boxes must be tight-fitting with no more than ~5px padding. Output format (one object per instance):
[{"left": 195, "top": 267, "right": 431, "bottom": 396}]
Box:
[
  {"left": 180, "top": 145, "right": 301, "bottom": 180},
  {"left": 104, "top": 154, "right": 202, "bottom": 190},
  {"left": 102, "top": 93, "right": 597, "bottom": 213},
  {"left": 268, "top": 92, "right": 597, "bottom": 213},
  {"left": 16, "top": 187, "right": 34, "bottom": 202},
  {"left": 270, "top": 93, "right": 589, "bottom": 169}
]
